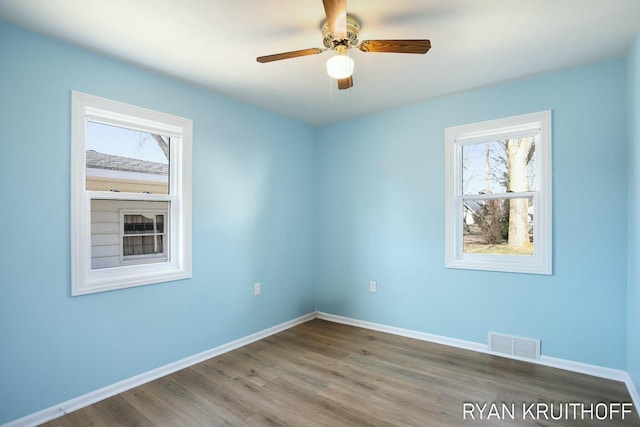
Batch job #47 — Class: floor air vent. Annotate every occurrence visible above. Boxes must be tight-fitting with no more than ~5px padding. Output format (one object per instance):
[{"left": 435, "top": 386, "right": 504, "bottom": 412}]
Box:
[{"left": 488, "top": 332, "right": 540, "bottom": 360}]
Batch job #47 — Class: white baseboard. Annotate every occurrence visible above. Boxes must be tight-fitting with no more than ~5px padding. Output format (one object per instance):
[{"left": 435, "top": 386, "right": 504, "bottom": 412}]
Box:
[
  {"left": 5, "top": 310, "right": 639, "bottom": 426},
  {"left": 316, "top": 311, "right": 639, "bottom": 408},
  {"left": 3, "top": 312, "right": 316, "bottom": 427},
  {"left": 626, "top": 373, "right": 640, "bottom": 417},
  {"left": 316, "top": 311, "right": 488, "bottom": 353}
]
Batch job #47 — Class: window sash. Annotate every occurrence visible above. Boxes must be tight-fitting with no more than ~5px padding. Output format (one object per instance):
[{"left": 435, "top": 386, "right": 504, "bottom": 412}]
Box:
[{"left": 457, "top": 193, "right": 538, "bottom": 258}]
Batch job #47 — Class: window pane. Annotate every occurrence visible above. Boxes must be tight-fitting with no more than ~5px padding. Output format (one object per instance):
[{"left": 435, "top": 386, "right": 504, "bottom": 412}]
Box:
[
  {"left": 463, "top": 197, "right": 533, "bottom": 255},
  {"left": 86, "top": 121, "right": 170, "bottom": 194},
  {"left": 123, "top": 235, "right": 164, "bottom": 256},
  {"left": 156, "top": 215, "right": 164, "bottom": 233},
  {"left": 124, "top": 214, "right": 157, "bottom": 234},
  {"left": 462, "top": 137, "right": 536, "bottom": 195}
]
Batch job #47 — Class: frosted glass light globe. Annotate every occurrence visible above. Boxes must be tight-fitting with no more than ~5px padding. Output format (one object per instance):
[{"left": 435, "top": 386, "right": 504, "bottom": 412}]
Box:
[{"left": 326, "top": 55, "right": 354, "bottom": 79}]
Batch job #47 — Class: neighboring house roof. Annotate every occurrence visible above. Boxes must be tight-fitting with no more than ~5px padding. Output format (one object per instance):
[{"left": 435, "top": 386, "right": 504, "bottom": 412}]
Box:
[
  {"left": 464, "top": 200, "right": 484, "bottom": 217},
  {"left": 86, "top": 150, "right": 168, "bottom": 175}
]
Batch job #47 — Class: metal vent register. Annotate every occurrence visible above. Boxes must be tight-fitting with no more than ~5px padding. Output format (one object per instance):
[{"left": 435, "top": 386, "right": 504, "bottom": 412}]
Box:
[{"left": 489, "top": 333, "right": 540, "bottom": 359}]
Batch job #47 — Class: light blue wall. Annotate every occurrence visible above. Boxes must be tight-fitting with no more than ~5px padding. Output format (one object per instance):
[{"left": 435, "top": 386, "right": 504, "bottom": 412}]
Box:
[
  {"left": 0, "top": 22, "right": 316, "bottom": 424},
  {"left": 628, "top": 32, "right": 640, "bottom": 393},
  {"left": 1, "top": 19, "right": 638, "bottom": 425},
  {"left": 316, "top": 59, "right": 629, "bottom": 369}
]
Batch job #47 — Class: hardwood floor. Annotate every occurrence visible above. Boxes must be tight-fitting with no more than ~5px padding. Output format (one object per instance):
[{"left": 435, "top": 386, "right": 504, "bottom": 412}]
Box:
[{"left": 43, "top": 319, "right": 639, "bottom": 426}]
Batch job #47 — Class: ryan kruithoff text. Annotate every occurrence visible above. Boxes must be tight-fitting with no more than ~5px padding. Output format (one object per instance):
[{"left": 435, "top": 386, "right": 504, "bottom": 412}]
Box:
[{"left": 462, "top": 402, "right": 634, "bottom": 421}]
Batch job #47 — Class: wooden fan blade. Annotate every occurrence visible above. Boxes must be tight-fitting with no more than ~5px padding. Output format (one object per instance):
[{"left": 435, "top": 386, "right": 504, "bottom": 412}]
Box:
[
  {"left": 337, "top": 76, "right": 353, "bottom": 90},
  {"left": 358, "top": 39, "right": 431, "bottom": 54},
  {"left": 257, "top": 48, "right": 324, "bottom": 63},
  {"left": 323, "top": 0, "right": 347, "bottom": 34}
]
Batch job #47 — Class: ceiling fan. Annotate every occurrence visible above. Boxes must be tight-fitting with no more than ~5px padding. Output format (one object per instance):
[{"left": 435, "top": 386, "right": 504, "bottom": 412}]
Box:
[{"left": 256, "top": 0, "right": 431, "bottom": 90}]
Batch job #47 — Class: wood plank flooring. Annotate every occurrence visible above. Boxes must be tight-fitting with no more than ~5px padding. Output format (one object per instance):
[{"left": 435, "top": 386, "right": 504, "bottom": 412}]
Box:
[{"left": 43, "top": 319, "right": 640, "bottom": 426}]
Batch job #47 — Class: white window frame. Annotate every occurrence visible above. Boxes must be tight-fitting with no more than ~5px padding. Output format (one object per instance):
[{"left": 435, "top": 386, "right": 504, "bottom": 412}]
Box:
[
  {"left": 71, "top": 91, "right": 192, "bottom": 295},
  {"left": 444, "top": 111, "right": 552, "bottom": 275}
]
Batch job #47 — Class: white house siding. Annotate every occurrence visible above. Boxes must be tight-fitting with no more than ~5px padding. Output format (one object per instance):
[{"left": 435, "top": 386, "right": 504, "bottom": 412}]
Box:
[
  {"left": 91, "top": 199, "right": 168, "bottom": 269},
  {"left": 86, "top": 167, "right": 168, "bottom": 194}
]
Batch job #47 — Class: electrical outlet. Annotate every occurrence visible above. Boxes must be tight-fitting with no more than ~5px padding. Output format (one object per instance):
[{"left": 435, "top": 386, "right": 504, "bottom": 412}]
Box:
[
  {"left": 254, "top": 282, "right": 261, "bottom": 296},
  {"left": 369, "top": 281, "right": 377, "bottom": 293}
]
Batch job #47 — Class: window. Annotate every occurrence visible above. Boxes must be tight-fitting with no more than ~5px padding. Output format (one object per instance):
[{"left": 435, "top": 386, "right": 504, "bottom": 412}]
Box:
[
  {"left": 121, "top": 211, "right": 167, "bottom": 261},
  {"left": 72, "top": 91, "right": 192, "bottom": 295},
  {"left": 445, "top": 111, "right": 552, "bottom": 274}
]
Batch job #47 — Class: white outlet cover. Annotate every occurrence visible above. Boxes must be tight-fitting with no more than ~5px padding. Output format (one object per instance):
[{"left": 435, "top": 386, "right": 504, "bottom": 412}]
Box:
[
  {"left": 254, "top": 282, "right": 261, "bottom": 295},
  {"left": 369, "top": 281, "right": 377, "bottom": 292}
]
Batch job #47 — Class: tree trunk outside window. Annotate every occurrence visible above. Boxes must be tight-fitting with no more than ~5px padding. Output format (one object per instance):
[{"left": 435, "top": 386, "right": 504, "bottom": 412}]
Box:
[{"left": 506, "top": 137, "right": 533, "bottom": 249}]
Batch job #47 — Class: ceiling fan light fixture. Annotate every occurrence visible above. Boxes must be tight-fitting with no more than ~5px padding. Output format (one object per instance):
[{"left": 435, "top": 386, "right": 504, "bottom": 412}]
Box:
[
  {"left": 255, "top": 1, "right": 431, "bottom": 90},
  {"left": 326, "top": 54, "right": 354, "bottom": 79}
]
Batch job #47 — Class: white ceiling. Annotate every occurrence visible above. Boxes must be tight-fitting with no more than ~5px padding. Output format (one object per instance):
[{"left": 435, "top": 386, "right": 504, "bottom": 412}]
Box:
[{"left": 1, "top": 0, "right": 640, "bottom": 125}]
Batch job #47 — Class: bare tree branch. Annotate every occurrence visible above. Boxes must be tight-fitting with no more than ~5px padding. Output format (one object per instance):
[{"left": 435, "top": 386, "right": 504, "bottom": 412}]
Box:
[{"left": 152, "top": 134, "right": 169, "bottom": 160}]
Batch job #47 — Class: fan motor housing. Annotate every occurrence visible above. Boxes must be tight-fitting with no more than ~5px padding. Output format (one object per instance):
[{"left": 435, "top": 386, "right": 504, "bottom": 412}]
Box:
[{"left": 322, "top": 15, "right": 360, "bottom": 49}]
